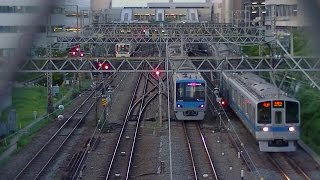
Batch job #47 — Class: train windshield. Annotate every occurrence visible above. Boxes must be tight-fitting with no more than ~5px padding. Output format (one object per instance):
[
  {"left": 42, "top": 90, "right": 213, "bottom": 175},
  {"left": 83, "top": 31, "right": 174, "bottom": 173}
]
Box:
[
  {"left": 117, "top": 44, "right": 129, "bottom": 53},
  {"left": 257, "top": 101, "right": 271, "bottom": 124},
  {"left": 286, "top": 101, "right": 299, "bottom": 123},
  {"left": 176, "top": 82, "right": 205, "bottom": 101}
]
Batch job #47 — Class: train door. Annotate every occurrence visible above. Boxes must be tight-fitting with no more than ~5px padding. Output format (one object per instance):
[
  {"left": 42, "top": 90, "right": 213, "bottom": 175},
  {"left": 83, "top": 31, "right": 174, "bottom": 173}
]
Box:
[{"left": 272, "top": 109, "right": 285, "bottom": 126}]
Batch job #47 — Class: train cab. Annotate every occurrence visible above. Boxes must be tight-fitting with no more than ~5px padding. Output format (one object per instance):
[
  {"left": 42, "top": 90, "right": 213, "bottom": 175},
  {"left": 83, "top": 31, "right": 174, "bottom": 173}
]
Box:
[
  {"left": 174, "top": 73, "right": 207, "bottom": 120},
  {"left": 115, "top": 43, "right": 131, "bottom": 57}
]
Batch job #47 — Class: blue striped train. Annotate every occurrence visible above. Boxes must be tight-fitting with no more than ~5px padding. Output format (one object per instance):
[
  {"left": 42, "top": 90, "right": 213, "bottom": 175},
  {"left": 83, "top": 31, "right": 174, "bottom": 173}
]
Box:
[
  {"left": 172, "top": 59, "right": 207, "bottom": 121},
  {"left": 220, "top": 72, "right": 300, "bottom": 152}
]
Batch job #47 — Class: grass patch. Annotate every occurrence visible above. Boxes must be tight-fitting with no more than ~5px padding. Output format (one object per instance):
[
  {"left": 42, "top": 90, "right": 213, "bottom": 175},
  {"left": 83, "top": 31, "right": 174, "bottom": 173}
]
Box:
[{"left": 12, "top": 86, "right": 47, "bottom": 129}]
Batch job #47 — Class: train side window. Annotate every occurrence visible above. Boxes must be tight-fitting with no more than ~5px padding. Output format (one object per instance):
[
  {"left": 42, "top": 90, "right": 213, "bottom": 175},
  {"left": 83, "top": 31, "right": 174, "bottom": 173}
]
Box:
[
  {"left": 286, "top": 101, "right": 299, "bottom": 123},
  {"left": 257, "top": 102, "right": 271, "bottom": 124},
  {"left": 275, "top": 111, "right": 282, "bottom": 124},
  {"left": 252, "top": 105, "right": 256, "bottom": 120}
]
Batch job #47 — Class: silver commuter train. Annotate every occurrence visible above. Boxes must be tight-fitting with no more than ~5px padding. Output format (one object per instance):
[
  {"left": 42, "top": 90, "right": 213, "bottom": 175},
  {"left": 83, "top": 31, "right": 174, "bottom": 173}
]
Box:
[{"left": 220, "top": 72, "right": 300, "bottom": 152}]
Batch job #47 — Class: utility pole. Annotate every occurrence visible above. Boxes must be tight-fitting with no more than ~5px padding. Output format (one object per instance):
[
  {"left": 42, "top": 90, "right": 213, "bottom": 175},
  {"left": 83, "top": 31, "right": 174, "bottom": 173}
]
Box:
[{"left": 47, "top": 44, "right": 54, "bottom": 114}]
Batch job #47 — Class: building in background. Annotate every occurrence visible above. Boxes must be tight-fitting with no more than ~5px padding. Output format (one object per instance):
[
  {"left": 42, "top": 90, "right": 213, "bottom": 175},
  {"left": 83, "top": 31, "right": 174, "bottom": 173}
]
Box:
[
  {"left": 265, "top": 0, "right": 310, "bottom": 27},
  {"left": 91, "top": 0, "right": 214, "bottom": 23},
  {"left": 0, "top": 0, "right": 90, "bottom": 55}
]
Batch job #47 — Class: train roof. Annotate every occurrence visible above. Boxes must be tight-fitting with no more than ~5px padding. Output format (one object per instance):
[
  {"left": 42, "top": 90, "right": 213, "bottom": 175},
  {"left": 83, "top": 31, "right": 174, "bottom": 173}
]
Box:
[
  {"left": 223, "top": 72, "right": 296, "bottom": 101},
  {"left": 174, "top": 72, "right": 205, "bottom": 82},
  {"left": 170, "top": 59, "right": 196, "bottom": 70}
]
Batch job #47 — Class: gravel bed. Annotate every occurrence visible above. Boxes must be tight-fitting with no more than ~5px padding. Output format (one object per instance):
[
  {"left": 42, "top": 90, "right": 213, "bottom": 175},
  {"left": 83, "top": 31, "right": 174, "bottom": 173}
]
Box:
[{"left": 80, "top": 73, "right": 140, "bottom": 179}]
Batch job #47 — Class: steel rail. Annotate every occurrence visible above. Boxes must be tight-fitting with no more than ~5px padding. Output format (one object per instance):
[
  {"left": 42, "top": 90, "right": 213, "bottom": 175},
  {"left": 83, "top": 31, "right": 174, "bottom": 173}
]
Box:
[
  {"left": 125, "top": 73, "right": 149, "bottom": 179},
  {"left": 284, "top": 155, "right": 311, "bottom": 180},
  {"left": 14, "top": 82, "right": 105, "bottom": 180},
  {"left": 183, "top": 122, "right": 219, "bottom": 180},
  {"left": 182, "top": 122, "right": 198, "bottom": 179},
  {"left": 266, "top": 153, "right": 291, "bottom": 180},
  {"left": 105, "top": 73, "right": 143, "bottom": 179},
  {"left": 195, "top": 123, "right": 219, "bottom": 180}
]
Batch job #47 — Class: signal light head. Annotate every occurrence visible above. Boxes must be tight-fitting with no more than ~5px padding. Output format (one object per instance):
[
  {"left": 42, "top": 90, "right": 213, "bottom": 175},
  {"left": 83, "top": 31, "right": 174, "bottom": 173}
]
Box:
[{"left": 103, "top": 65, "right": 109, "bottom": 70}]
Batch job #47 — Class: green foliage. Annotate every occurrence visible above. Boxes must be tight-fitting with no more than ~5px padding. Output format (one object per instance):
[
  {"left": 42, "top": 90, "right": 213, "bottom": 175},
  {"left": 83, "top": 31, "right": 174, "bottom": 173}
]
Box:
[
  {"left": 242, "top": 45, "right": 270, "bottom": 56},
  {"left": 52, "top": 73, "right": 64, "bottom": 86},
  {"left": 297, "top": 86, "right": 320, "bottom": 154},
  {"left": 52, "top": 49, "right": 68, "bottom": 57},
  {"left": 16, "top": 134, "right": 32, "bottom": 150},
  {"left": 293, "top": 29, "right": 312, "bottom": 56},
  {"left": 0, "top": 138, "right": 10, "bottom": 153}
]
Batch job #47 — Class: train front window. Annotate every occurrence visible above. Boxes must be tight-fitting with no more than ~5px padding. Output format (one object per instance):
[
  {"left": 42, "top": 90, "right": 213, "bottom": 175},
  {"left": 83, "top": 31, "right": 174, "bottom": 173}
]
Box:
[
  {"left": 257, "top": 102, "right": 271, "bottom": 124},
  {"left": 286, "top": 101, "right": 299, "bottom": 123},
  {"left": 117, "top": 45, "right": 129, "bottom": 53},
  {"left": 176, "top": 82, "right": 205, "bottom": 101}
]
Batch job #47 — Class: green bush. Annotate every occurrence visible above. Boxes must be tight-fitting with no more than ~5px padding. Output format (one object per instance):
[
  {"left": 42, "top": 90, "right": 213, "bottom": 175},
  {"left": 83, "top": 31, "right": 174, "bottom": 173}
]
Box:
[{"left": 297, "top": 86, "right": 320, "bottom": 154}]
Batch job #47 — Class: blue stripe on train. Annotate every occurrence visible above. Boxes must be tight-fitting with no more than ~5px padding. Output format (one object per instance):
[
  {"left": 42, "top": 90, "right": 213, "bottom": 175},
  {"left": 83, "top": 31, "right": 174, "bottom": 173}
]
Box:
[{"left": 176, "top": 101, "right": 205, "bottom": 108}]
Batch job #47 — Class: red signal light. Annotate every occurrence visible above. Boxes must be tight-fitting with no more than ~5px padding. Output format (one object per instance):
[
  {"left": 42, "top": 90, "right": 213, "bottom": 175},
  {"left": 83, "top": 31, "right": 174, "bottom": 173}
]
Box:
[
  {"left": 103, "top": 64, "right": 109, "bottom": 70},
  {"left": 79, "top": 51, "right": 84, "bottom": 57},
  {"left": 155, "top": 70, "right": 160, "bottom": 76},
  {"left": 97, "top": 62, "right": 109, "bottom": 70}
]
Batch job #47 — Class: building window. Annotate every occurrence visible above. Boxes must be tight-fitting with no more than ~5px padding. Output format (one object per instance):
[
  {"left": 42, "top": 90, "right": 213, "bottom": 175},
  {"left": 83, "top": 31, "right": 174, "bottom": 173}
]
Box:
[
  {"left": 0, "top": 6, "right": 39, "bottom": 13},
  {"left": 0, "top": 48, "right": 15, "bottom": 57}
]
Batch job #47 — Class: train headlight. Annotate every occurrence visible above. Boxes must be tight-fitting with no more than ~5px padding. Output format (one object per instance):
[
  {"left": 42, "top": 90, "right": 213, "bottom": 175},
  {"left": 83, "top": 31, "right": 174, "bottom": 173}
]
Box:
[
  {"left": 262, "top": 127, "right": 269, "bottom": 132},
  {"left": 177, "top": 104, "right": 183, "bottom": 108},
  {"left": 199, "top": 104, "right": 205, "bottom": 108},
  {"left": 289, "top": 127, "right": 295, "bottom": 132}
]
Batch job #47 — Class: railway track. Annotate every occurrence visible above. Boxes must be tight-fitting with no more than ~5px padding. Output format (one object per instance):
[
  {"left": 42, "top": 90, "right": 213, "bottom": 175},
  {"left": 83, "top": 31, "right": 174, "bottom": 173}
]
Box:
[
  {"left": 13, "top": 82, "right": 105, "bottom": 180},
  {"left": 267, "top": 153, "right": 311, "bottom": 180},
  {"left": 105, "top": 72, "right": 158, "bottom": 179},
  {"left": 203, "top": 72, "right": 261, "bottom": 179},
  {"left": 65, "top": 73, "right": 129, "bottom": 180},
  {"left": 183, "top": 122, "right": 219, "bottom": 180}
]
